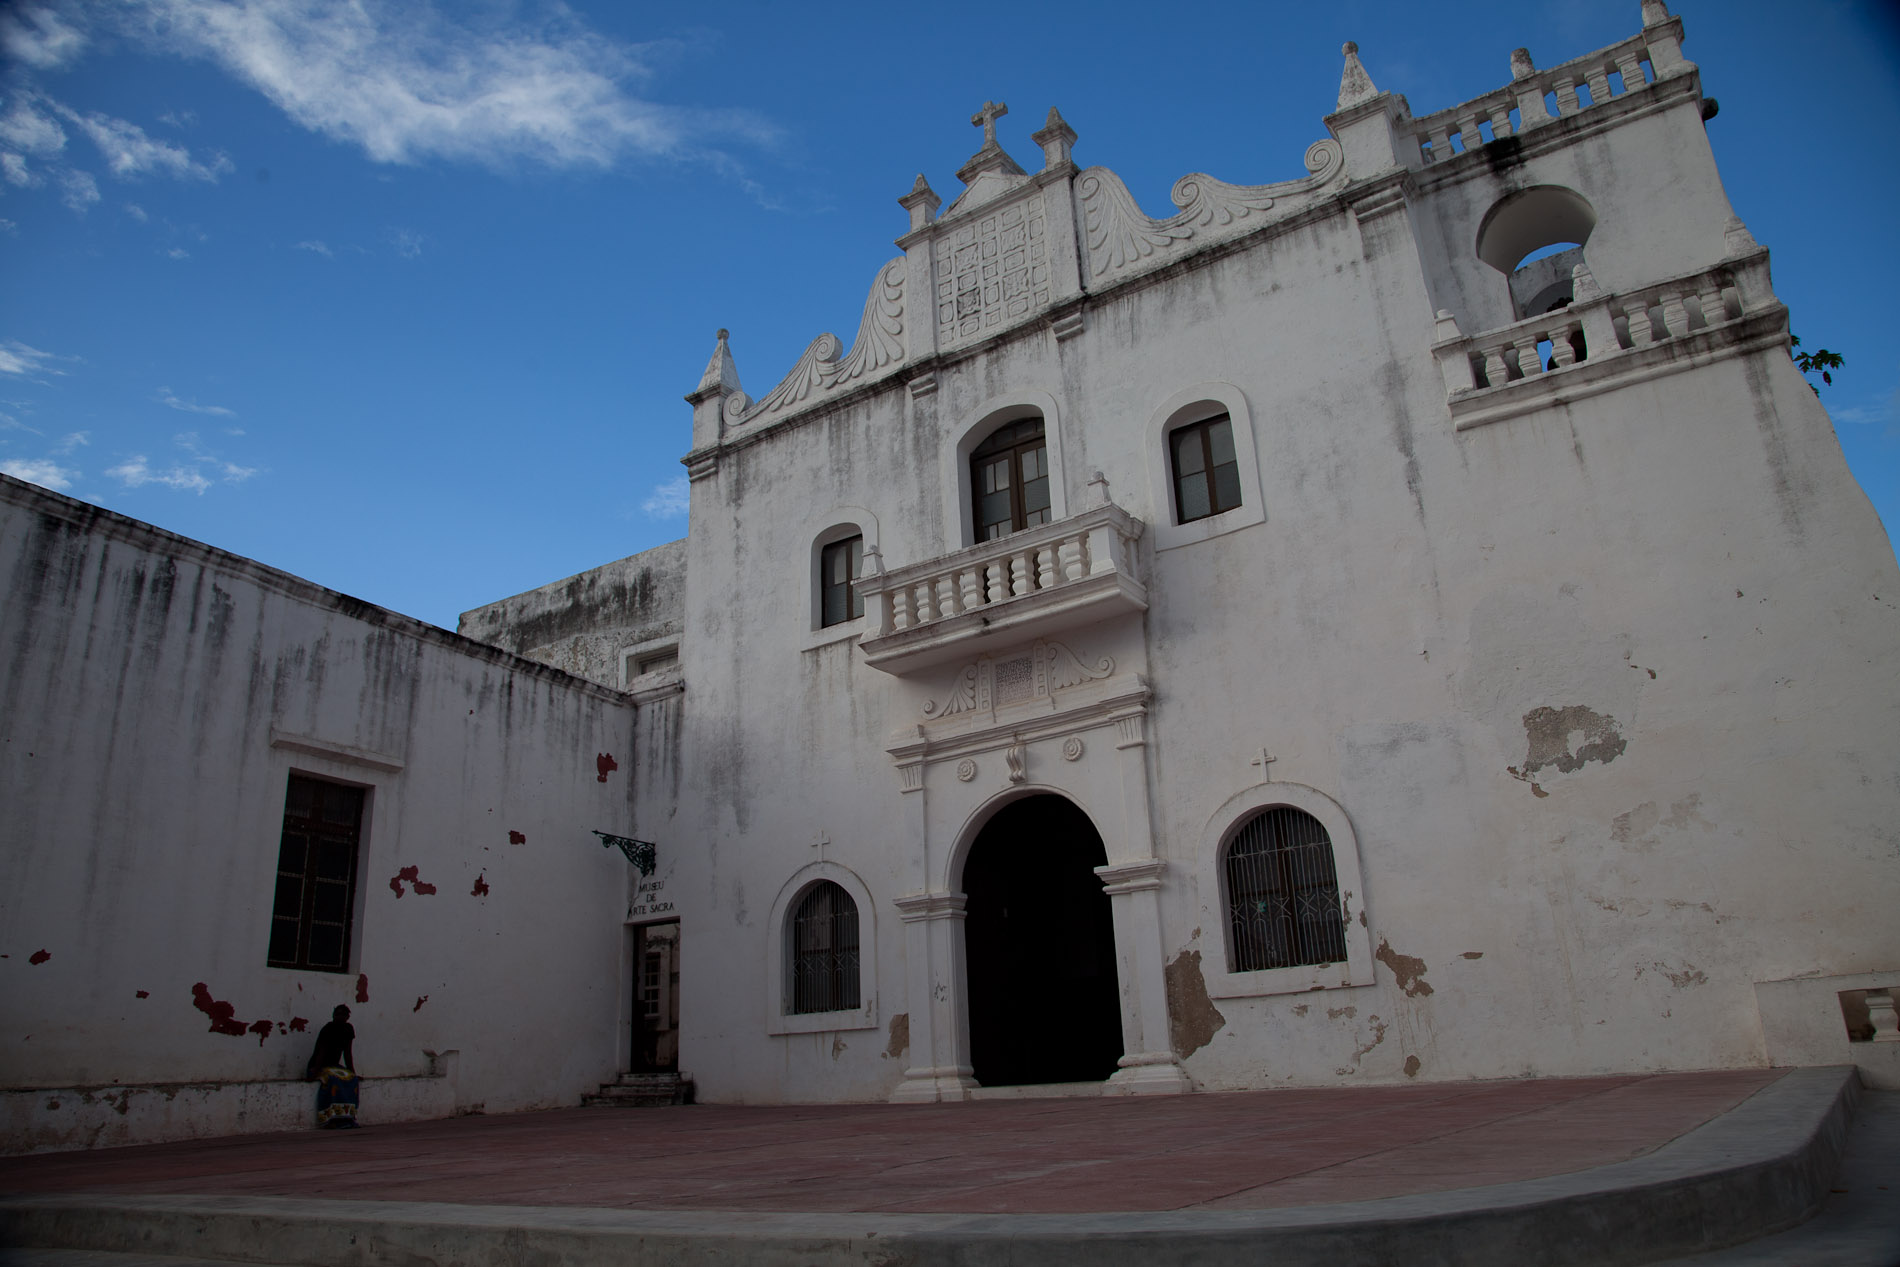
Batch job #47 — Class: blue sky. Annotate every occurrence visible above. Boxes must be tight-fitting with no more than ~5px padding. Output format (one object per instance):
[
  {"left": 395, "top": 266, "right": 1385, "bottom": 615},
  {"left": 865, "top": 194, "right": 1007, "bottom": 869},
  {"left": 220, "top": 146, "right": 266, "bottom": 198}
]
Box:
[{"left": 3, "top": 0, "right": 1896, "bottom": 630}]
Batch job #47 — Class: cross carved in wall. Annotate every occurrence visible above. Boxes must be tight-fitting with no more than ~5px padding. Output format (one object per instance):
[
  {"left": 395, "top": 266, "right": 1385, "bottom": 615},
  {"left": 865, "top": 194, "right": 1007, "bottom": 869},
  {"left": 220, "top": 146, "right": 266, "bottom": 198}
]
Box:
[
  {"left": 1252, "top": 749, "right": 1277, "bottom": 780},
  {"left": 971, "top": 101, "right": 1008, "bottom": 147}
]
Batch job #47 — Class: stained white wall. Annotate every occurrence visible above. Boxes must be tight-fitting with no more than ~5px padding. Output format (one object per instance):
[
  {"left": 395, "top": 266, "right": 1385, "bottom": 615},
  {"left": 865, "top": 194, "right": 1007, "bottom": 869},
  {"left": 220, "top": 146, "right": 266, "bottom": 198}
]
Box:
[{"left": 0, "top": 477, "right": 638, "bottom": 1149}]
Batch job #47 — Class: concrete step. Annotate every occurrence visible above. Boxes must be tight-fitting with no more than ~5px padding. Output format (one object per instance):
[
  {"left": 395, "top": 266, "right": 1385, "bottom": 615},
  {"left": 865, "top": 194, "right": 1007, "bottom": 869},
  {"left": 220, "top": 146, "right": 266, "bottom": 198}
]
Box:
[
  {"left": 579, "top": 1071, "right": 693, "bottom": 1107},
  {"left": 0, "top": 1067, "right": 1865, "bottom": 1267}
]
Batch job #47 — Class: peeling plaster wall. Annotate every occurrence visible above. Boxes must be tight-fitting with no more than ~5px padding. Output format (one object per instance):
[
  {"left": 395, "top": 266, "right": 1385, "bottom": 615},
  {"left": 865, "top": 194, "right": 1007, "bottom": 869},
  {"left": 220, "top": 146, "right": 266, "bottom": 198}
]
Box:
[
  {"left": 457, "top": 538, "right": 686, "bottom": 688},
  {"left": 0, "top": 475, "right": 636, "bottom": 1150}
]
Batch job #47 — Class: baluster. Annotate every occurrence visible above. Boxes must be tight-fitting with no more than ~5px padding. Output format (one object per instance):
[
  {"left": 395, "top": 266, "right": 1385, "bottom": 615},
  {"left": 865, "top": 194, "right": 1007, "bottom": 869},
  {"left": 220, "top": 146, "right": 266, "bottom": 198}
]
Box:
[
  {"left": 1010, "top": 552, "right": 1033, "bottom": 598},
  {"left": 1548, "top": 321, "right": 1580, "bottom": 368},
  {"left": 1585, "top": 67, "right": 1612, "bottom": 107},
  {"left": 1488, "top": 104, "right": 1513, "bottom": 138},
  {"left": 1659, "top": 292, "right": 1689, "bottom": 339},
  {"left": 959, "top": 567, "right": 983, "bottom": 610},
  {"left": 1625, "top": 301, "right": 1656, "bottom": 348},
  {"left": 1513, "top": 338, "right": 1544, "bottom": 377},
  {"left": 936, "top": 574, "right": 960, "bottom": 618},
  {"left": 1696, "top": 285, "right": 1730, "bottom": 326},
  {"left": 1467, "top": 351, "right": 1489, "bottom": 389},
  {"left": 1456, "top": 115, "right": 1481, "bottom": 150},
  {"left": 913, "top": 581, "right": 935, "bottom": 624},
  {"left": 1554, "top": 76, "right": 1581, "bottom": 116},
  {"left": 1428, "top": 125, "right": 1453, "bottom": 162},
  {"left": 1613, "top": 52, "right": 1645, "bottom": 93},
  {"left": 985, "top": 560, "right": 1008, "bottom": 605},
  {"left": 1035, "top": 546, "right": 1058, "bottom": 590},
  {"left": 891, "top": 588, "right": 912, "bottom": 630},
  {"left": 1483, "top": 344, "right": 1512, "bottom": 386},
  {"left": 1059, "top": 534, "right": 1087, "bottom": 583}
]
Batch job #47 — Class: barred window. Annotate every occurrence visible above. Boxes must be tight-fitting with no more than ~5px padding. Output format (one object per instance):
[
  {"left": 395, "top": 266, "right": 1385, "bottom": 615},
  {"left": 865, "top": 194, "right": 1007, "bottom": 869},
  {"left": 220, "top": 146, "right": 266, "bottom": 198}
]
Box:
[
  {"left": 790, "top": 880, "right": 861, "bottom": 1014},
  {"left": 267, "top": 775, "right": 364, "bottom": 973},
  {"left": 1224, "top": 806, "right": 1347, "bottom": 973}
]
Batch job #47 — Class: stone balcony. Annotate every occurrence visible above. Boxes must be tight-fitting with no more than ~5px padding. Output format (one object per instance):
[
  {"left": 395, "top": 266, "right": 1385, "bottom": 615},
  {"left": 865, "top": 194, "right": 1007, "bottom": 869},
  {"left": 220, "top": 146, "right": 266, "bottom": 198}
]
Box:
[
  {"left": 1432, "top": 247, "right": 1787, "bottom": 431},
  {"left": 857, "top": 486, "right": 1146, "bottom": 676}
]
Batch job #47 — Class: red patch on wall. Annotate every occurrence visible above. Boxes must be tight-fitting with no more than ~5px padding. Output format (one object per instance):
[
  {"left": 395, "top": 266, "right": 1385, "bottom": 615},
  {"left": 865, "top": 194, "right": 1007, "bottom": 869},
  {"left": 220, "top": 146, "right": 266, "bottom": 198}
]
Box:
[
  {"left": 356, "top": 974, "right": 369, "bottom": 1003},
  {"left": 470, "top": 872, "right": 490, "bottom": 897},
  {"left": 413, "top": 995, "right": 428, "bottom": 1012},
  {"left": 28, "top": 949, "right": 50, "bottom": 965},
  {"left": 248, "top": 1018, "right": 274, "bottom": 1047},
  {"left": 289, "top": 1016, "right": 308, "bottom": 1032},
  {"left": 135, "top": 990, "right": 149, "bottom": 999},
  {"left": 596, "top": 752, "right": 618, "bottom": 782},
  {"left": 389, "top": 865, "right": 437, "bottom": 898},
  {"left": 190, "top": 983, "right": 249, "bottom": 1037},
  {"left": 508, "top": 830, "right": 526, "bottom": 845}
]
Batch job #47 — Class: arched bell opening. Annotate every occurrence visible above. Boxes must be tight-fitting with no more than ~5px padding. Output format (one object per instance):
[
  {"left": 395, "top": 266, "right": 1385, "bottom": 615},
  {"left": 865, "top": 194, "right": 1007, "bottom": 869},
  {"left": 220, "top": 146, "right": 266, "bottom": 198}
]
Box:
[{"left": 1477, "top": 185, "right": 1599, "bottom": 320}]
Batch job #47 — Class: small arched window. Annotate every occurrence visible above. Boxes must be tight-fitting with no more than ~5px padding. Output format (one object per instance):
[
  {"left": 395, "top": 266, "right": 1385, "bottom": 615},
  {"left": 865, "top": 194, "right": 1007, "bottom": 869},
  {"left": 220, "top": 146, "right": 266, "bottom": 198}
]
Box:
[
  {"left": 970, "top": 415, "right": 1050, "bottom": 541},
  {"left": 789, "top": 881, "right": 860, "bottom": 1014},
  {"left": 1223, "top": 807, "right": 1347, "bottom": 973}
]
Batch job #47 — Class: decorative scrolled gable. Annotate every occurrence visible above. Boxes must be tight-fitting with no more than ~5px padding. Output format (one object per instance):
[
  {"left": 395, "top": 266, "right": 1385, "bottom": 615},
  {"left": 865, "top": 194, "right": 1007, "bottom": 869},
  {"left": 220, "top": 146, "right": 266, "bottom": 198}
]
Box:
[
  {"left": 724, "top": 258, "right": 907, "bottom": 428},
  {"left": 1077, "top": 139, "right": 1346, "bottom": 285}
]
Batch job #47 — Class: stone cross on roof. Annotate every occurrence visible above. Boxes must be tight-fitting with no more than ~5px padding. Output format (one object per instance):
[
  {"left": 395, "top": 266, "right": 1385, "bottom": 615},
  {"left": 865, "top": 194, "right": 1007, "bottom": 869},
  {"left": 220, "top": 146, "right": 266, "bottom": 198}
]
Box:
[{"left": 971, "top": 101, "right": 1008, "bottom": 148}]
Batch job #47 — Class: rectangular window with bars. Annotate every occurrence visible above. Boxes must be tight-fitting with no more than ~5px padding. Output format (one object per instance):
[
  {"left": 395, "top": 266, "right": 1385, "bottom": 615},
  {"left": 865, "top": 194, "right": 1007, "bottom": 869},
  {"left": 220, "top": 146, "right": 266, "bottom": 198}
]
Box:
[
  {"left": 1224, "top": 806, "right": 1347, "bottom": 973},
  {"left": 267, "top": 774, "right": 365, "bottom": 973}
]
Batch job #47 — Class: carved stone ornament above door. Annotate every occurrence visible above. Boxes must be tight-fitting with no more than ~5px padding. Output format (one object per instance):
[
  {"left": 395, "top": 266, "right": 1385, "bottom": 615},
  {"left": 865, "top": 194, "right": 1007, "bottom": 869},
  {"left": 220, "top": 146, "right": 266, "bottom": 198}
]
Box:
[{"left": 922, "top": 638, "right": 1113, "bottom": 720}]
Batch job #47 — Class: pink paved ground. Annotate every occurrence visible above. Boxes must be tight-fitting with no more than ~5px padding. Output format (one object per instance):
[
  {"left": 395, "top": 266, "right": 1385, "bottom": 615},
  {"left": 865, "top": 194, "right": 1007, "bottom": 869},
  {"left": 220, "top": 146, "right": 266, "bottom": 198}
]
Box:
[{"left": 0, "top": 1070, "right": 1781, "bottom": 1214}]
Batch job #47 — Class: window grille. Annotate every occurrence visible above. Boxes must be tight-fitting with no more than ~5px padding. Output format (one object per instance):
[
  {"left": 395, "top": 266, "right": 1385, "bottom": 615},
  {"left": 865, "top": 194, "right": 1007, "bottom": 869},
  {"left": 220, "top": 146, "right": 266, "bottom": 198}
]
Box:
[
  {"left": 1170, "top": 413, "right": 1242, "bottom": 523},
  {"left": 1224, "top": 806, "right": 1347, "bottom": 973},
  {"left": 267, "top": 775, "right": 364, "bottom": 973},
  {"left": 790, "top": 880, "right": 861, "bottom": 1014}
]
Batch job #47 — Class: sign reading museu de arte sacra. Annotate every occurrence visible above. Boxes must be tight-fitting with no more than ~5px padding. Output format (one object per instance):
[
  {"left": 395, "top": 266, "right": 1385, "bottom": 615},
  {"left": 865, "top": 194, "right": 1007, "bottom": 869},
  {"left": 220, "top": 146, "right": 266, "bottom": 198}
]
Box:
[{"left": 594, "top": 831, "right": 674, "bottom": 918}]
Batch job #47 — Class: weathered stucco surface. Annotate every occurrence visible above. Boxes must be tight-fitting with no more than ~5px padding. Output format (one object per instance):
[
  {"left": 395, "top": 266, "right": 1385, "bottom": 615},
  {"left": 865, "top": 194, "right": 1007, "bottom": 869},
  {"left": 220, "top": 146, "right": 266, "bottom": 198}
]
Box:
[
  {"left": 457, "top": 539, "right": 685, "bottom": 689},
  {"left": 0, "top": 477, "right": 637, "bottom": 1150}
]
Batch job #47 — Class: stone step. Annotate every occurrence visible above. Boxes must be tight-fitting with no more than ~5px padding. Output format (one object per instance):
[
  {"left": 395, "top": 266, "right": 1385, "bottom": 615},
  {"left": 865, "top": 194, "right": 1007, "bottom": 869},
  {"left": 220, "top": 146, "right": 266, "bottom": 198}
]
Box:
[{"left": 580, "top": 1071, "right": 694, "bottom": 1107}]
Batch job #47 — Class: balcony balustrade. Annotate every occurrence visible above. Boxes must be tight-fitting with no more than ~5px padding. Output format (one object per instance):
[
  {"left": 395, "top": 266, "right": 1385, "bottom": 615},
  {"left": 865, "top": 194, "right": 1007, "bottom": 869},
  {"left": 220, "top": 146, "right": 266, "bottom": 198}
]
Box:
[{"left": 857, "top": 484, "right": 1145, "bottom": 675}]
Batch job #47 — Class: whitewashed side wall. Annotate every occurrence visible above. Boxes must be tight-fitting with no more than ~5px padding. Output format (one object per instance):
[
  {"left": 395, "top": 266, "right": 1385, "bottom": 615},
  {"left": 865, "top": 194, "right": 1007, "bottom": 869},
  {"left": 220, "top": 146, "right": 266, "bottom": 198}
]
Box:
[{"left": 0, "top": 476, "right": 636, "bottom": 1151}]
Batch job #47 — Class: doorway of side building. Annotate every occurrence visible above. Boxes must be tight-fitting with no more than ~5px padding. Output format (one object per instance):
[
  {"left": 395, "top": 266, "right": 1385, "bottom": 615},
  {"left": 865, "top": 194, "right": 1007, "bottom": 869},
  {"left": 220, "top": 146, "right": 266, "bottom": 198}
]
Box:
[
  {"left": 962, "top": 794, "right": 1123, "bottom": 1086},
  {"left": 630, "top": 921, "right": 680, "bottom": 1073}
]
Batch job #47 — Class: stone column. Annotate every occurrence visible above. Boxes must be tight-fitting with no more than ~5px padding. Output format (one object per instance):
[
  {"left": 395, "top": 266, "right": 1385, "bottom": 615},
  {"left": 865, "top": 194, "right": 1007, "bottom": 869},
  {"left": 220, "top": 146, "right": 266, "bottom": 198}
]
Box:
[
  {"left": 889, "top": 892, "right": 977, "bottom": 1103},
  {"left": 1096, "top": 859, "right": 1191, "bottom": 1094}
]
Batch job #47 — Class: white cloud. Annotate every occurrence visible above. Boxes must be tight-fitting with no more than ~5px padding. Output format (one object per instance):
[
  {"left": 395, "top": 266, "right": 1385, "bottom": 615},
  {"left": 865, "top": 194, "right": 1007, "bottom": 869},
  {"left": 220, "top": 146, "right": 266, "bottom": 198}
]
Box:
[
  {"left": 0, "top": 96, "right": 67, "bottom": 156},
  {"left": 0, "top": 6, "right": 87, "bottom": 69},
  {"left": 386, "top": 226, "right": 423, "bottom": 258},
  {"left": 155, "top": 387, "right": 234, "bottom": 416},
  {"left": 0, "top": 152, "right": 37, "bottom": 186},
  {"left": 50, "top": 100, "right": 232, "bottom": 181},
  {"left": 165, "top": 246, "right": 189, "bottom": 259},
  {"left": 642, "top": 475, "right": 689, "bottom": 518},
  {"left": 0, "top": 411, "right": 43, "bottom": 435},
  {"left": 51, "top": 429, "right": 88, "bottom": 454},
  {"left": 158, "top": 109, "right": 197, "bottom": 129},
  {"left": 57, "top": 166, "right": 98, "bottom": 210},
  {"left": 0, "top": 218, "right": 16, "bottom": 235},
  {"left": 0, "top": 340, "right": 65, "bottom": 377},
  {"left": 294, "top": 238, "right": 332, "bottom": 256},
  {"left": 116, "top": 0, "right": 773, "bottom": 170},
  {"left": 124, "top": 201, "right": 147, "bottom": 221},
  {"left": 0, "top": 457, "right": 79, "bottom": 489},
  {"left": 107, "top": 454, "right": 210, "bottom": 493}
]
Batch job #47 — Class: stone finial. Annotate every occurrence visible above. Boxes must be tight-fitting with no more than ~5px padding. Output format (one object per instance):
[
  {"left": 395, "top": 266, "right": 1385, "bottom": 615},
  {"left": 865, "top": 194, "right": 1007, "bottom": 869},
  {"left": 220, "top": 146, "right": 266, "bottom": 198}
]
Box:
[
  {"left": 696, "top": 328, "right": 742, "bottom": 396},
  {"left": 955, "top": 99, "right": 1027, "bottom": 188},
  {"left": 1337, "top": 41, "right": 1380, "bottom": 110},
  {"left": 898, "top": 173, "right": 941, "bottom": 233},
  {"left": 1087, "top": 470, "right": 1112, "bottom": 506},
  {"left": 1640, "top": 0, "right": 1671, "bottom": 26},
  {"left": 1722, "top": 215, "right": 1759, "bottom": 257},
  {"left": 1570, "top": 263, "right": 1602, "bottom": 303},
  {"left": 1031, "top": 106, "right": 1078, "bottom": 171},
  {"left": 1510, "top": 48, "right": 1536, "bottom": 80}
]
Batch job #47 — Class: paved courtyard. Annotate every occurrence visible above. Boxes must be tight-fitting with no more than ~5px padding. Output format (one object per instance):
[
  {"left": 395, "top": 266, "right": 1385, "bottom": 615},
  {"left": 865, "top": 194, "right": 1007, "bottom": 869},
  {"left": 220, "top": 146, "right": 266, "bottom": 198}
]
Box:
[{"left": 1, "top": 1069, "right": 1780, "bottom": 1214}]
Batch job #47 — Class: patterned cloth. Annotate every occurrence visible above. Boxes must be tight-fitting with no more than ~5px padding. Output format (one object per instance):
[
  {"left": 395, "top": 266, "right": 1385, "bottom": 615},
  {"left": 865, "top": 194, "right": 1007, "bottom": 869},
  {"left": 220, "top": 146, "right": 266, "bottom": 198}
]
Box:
[{"left": 315, "top": 1066, "right": 359, "bottom": 1128}]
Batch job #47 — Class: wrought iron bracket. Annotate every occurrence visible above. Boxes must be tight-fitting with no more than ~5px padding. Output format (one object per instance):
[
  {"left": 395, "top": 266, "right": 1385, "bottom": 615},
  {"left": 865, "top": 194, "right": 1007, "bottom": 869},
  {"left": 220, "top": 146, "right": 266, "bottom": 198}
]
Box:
[{"left": 593, "top": 831, "right": 657, "bottom": 877}]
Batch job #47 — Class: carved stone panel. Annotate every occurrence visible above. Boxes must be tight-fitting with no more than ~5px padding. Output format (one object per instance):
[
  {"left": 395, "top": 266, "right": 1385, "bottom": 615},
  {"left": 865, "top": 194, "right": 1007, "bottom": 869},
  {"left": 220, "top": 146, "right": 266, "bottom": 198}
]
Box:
[
  {"left": 922, "top": 638, "right": 1113, "bottom": 721},
  {"left": 936, "top": 196, "right": 1049, "bottom": 348}
]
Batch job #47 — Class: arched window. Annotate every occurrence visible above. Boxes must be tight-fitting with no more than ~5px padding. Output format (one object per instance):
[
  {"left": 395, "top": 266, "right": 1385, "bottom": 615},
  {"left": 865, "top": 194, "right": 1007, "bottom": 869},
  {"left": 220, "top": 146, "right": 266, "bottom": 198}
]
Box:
[
  {"left": 969, "top": 416, "right": 1050, "bottom": 540},
  {"left": 789, "top": 881, "right": 860, "bottom": 1014},
  {"left": 1223, "top": 807, "right": 1347, "bottom": 973}
]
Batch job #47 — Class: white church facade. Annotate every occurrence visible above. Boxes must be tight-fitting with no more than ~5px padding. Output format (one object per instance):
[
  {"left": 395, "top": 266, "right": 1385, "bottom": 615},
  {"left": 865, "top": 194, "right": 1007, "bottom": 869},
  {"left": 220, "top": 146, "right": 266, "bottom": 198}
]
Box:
[{"left": 4, "top": 2, "right": 1898, "bottom": 1150}]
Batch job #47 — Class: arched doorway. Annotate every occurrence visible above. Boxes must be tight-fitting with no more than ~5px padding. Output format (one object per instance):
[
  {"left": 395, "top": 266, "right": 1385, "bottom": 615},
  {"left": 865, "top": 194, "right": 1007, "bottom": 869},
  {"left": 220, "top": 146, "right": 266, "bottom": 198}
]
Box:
[{"left": 961, "top": 794, "right": 1123, "bottom": 1086}]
